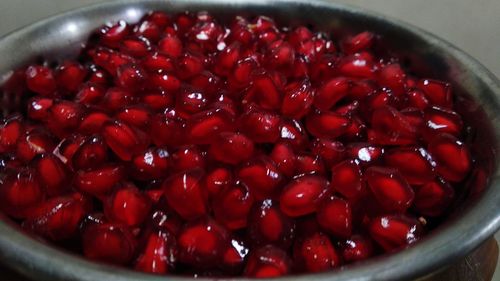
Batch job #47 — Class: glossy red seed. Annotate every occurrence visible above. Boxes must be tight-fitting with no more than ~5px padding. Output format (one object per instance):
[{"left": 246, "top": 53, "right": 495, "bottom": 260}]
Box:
[
  {"left": 105, "top": 185, "right": 152, "bottom": 226},
  {"left": 75, "top": 83, "right": 106, "bottom": 105},
  {"left": 204, "top": 167, "right": 232, "bottom": 198},
  {"left": 158, "top": 35, "right": 183, "bottom": 58},
  {"left": 314, "top": 77, "right": 350, "bottom": 111},
  {"left": 338, "top": 53, "right": 375, "bottom": 79},
  {"left": 340, "top": 235, "right": 374, "bottom": 263},
  {"left": 280, "top": 175, "right": 329, "bottom": 217},
  {"left": 185, "top": 108, "right": 234, "bottom": 144},
  {"left": 135, "top": 231, "right": 177, "bottom": 274},
  {"left": 103, "top": 120, "right": 149, "bottom": 161},
  {"left": 45, "top": 100, "right": 83, "bottom": 137},
  {"left": 26, "top": 65, "right": 57, "bottom": 96},
  {"left": 213, "top": 181, "right": 254, "bottom": 230},
  {"left": 0, "top": 115, "right": 23, "bottom": 153},
  {"left": 406, "top": 88, "right": 430, "bottom": 109},
  {"left": 75, "top": 164, "right": 124, "bottom": 196},
  {"left": 78, "top": 112, "right": 111, "bottom": 135},
  {"left": 141, "top": 89, "right": 174, "bottom": 111},
  {"left": 414, "top": 178, "right": 455, "bottom": 216},
  {"left": 248, "top": 200, "right": 295, "bottom": 248},
  {"left": 101, "top": 87, "right": 135, "bottom": 112},
  {"left": 331, "top": 160, "right": 363, "bottom": 199},
  {"left": 384, "top": 147, "right": 435, "bottom": 185},
  {"left": 120, "top": 36, "right": 151, "bottom": 58},
  {"left": 417, "top": 79, "right": 452, "bottom": 108},
  {"left": 0, "top": 168, "right": 44, "bottom": 218},
  {"left": 347, "top": 143, "right": 384, "bottom": 165},
  {"left": 428, "top": 133, "right": 471, "bottom": 182},
  {"left": 175, "top": 87, "right": 208, "bottom": 117},
  {"left": 238, "top": 156, "right": 283, "bottom": 200},
  {"left": 221, "top": 238, "right": 249, "bottom": 273},
  {"left": 365, "top": 166, "right": 414, "bottom": 213},
  {"left": 245, "top": 245, "right": 291, "bottom": 278},
  {"left": 99, "top": 20, "right": 130, "bottom": 48},
  {"left": 312, "top": 139, "right": 345, "bottom": 167},
  {"left": 281, "top": 79, "right": 314, "bottom": 119},
  {"left": 35, "top": 154, "right": 70, "bottom": 196},
  {"left": 305, "top": 110, "right": 350, "bottom": 138},
  {"left": 243, "top": 74, "right": 282, "bottom": 110},
  {"left": 131, "top": 147, "right": 170, "bottom": 180},
  {"left": 116, "top": 64, "right": 147, "bottom": 90},
  {"left": 52, "top": 134, "right": 86, "bottom": 166},
  {"left": 316, "top": 196, "right": 352, "bottom": 239},
  {"left": 72, "top": 135, "right": 108, "bottom": 170},
  {"left": 177, "top": 52, "right": 204, "bottom": 79},
  {"left": 377, "top": 64, "right": 406, "bottom": 96},
  {"left": 342, "top": 31, "right": 375, "bottom": 54},
  {"left": 369, "top": 105, "right": 417, "bottom": 145},
  {"left": 279, "top": 118, "right": 308, "bottom": 150},
  {"left": 149, "top": 73, "right": 181, "bottom": 92},
  {"left": 369, "top": 215, "right": 423, "bottom": 251},
  {"left": 209, "top": 132, "right": 254, "bottom": 165},
  {"left": 162, "top": 169, "right": 207, "bottom": 220},
  {"left": 422, "top": 106, "right": 463, "bottom": 141},
  {"left": 15, "top": 130, "right": 55, "bottom": 163},
  {"left": 55, "top": 61, "right": 87, "bottom": 93},
  {"left": 141, "top": 53, "right": 175, "bottom": 72},
  {"left": 294, "top": 232, "right": 341, "bottom": 273},
  {"left": 239, "top": 109, "right": 281, "bottom": 143},
  {"left": 23, "top": 193, "right": 89, "bottom": 240},
  {"left": 149, "top": 113, "right": 184, "bottom": 147},
  {"left": 177, "top": 218, "right": 228, "bottom": 267},
  {"left": 115, "top": 106, "right": 152, "bottom": 130},
  {"left": 27, "top": 97, "right": 54, "bottom": 121},
  {"left": 82, "top": 223, "right": 136, "bottom": 265},
  {"left": 270, "top": 142, "right": 297, "bottom": 178},
  {"left": 295, "top": 153, "right": 326, "bottom": 177},
  {"left": 171, "top": 145, "right": 206, "bottom": 172}
]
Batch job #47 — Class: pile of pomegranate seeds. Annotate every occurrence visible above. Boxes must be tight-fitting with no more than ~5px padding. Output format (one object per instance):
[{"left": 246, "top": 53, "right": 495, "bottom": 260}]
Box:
[{"left": 0, "top": 10, "right": 474, "bottom": 277}]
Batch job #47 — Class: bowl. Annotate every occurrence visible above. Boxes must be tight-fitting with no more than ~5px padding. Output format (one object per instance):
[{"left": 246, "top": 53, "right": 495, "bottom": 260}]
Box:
[{"left": 0, "top": 1, "right": 499, "bottom": 280}]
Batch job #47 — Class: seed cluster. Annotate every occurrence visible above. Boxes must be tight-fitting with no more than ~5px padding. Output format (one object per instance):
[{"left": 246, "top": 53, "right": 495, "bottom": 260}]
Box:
[{"left": 0, "top": 11, "right": 473, "bottom": 277}]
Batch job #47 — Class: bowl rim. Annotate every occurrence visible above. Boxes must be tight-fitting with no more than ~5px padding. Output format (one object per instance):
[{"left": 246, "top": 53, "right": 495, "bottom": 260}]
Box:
[{"left": 0, "top": 0, "right": 499, "bottom": 280}]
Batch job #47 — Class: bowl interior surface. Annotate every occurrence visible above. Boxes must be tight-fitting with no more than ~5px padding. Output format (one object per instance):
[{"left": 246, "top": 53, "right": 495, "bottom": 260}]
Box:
[{"left": 0, "top": 1, "right": 499, "bottom": 281}]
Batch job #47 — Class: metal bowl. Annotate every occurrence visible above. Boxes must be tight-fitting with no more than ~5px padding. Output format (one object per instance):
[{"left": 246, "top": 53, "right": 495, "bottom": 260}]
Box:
[{"left": 0, "top": 1, "right": 499, "bottom": 280}]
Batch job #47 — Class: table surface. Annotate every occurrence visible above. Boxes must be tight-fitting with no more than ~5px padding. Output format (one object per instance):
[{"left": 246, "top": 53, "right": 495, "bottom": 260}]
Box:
[{"left": 0, "top": 0, "right": 499, "bottom": 280}]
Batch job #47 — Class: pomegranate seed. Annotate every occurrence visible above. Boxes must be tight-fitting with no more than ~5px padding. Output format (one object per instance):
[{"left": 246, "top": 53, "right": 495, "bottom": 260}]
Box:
[
  {"left": 294, "top": 232, "right": 341, "bottom": 272},
  {"left": 305, "top": 110, "right": 350, "bottom": 138},
  {"left": 377, "top": 64, "right": 406, "bottom": 96},
  {"left": 314, "top": 77, "right": 350, "bottom": 111},
  {"left": 103, "top": 120, "right": 149, "bottom": 161},
  {"left": 331, "top": 160, "right": 363, "bottom": 200},
  {"left": 171, "top": 145, "right": 206, "bottom": 172},
  {"left": 270, "top": 142, "right": 297, "bottom": 178},
  {"left": 204, "top": 167, "right": 232, "bottom": 198},
  {"left": 0, "top": 168, "right": 44, "bottom": 218},
  {"left": 243, "top": 73, "right": 282, "bottom": 110},
  {"left": 130, "top": 147, "right": 170, "bottom": 180},
  {"left": 141, "top": 53, "right": 175, "bottom": 72},
  {"left": 342, "top": 31, "right": 375, "bottom": 54},
  {"left": 338, "top": 53, "right": 375, "bottom": 79},
  {"left": 120, "top": 36, "right": 151, "bottom": 58},
  {"left": 99, "top": 20, "right": 130, "bottom": 48},
  {"left": 244, "top": 245, "right": 291, "bottom": 278},
  {"left": 414, "top": 178, "right": 455, "bottom": 216},
  {"left": 105, "top": 184, "right": 152, "bottom": 226},
  {"left": 72, "top": 135, "right": 108, "bottom": 170},
  {"left": 75, "top": 83, "right": 106, "bottom": 105},
  {"left": 384, "top": 147, "right": 435, "bottom": 185},
  {"left": 15, "top": 129, "right": 55, "bottom": 163},
  {"left": 78, "top": 111, "right": 111, "bottom": 135},
  {"left": 135, "top": 231, "right": 177, "bottom": 274},
  {"left": 369, "top": 215, "right": 423, "bottom": 251},
  {"left": 158, "top": 35, "right": 183, "bottom": 58},
  {"left": 406, "top": 88, "right": 430, "bottom": 109},
  {"left": 177, "top": 52, "right": 204, "bottom": 79},
  {"left": 87, "top": 65, "right": 111, "bottom": 85},
  {"left": 213, "top": 181, "right": 254, "bottom": 230},
  {"left": 422, "top": 106, "right": 463, "bottom": 141},
  {"left": 417, "top": 79, "right": 452, "bottom": 108},
  {"left": 312, "top": 139, "right": 345, "bottom": 167},
  {"left": 209, "top": 132, "right": 254, "bottom": 165},
  {"left": 175, "top": 87, "right": 208, "bottom": 117},
  {"left": 149, "top": 73, "right": 181, "bottom": 92},
  {"left": 52, "top": 134, "right": 86, "bottom": 166},
  {"left": 35, "top": 154, "right": 70, "bottom": 196},
  {"left": 45, "top": 100, "right": 83, "bottom": 137},
  {"left": 75, "top": 164, "right": 124, "bottom": 196},
  {"left": 55, "top": 61, "right": 87, "bottom": 93},
  {"left": 281, "top": 79, "right": 314, "bottom": 119},
  {"left": 316, "top": 196, "right": 352, "bottom": 239},
  {"left": 347, "top": 142, "right": 384, "bottom": 165},
  {"left": 82, "top": 223, "right": 136, "bottom": 265},
  {"left": 27, "top": 97, "right": 54, "bottom": 120},
  {"left": 162, "top": 169, "right": 207, "bottom": 220},
  {"left": 221, "top": 238, "right": 249, "bottom": 272},
  {"left": 141, "top": 89, "right": 174, "bottom": 111},
  {"left": 177, "top": 218, "right": 228, "bottom": 267},
  {"left": 26, "top": 65, "right": 57, "bottom": 96},
  {"left": 23, "top": 193, "right": 89, "bottom": 240},
  {"left": 149, "top": 113, "right": 184, "bottom": 147},
  {"left": 340, "top": 235, "right": 374, "bottom": 263},
  {"left": 428, "top": 133, "right": 471, "bottom": 182},
  {"left": 185, "top": 108, "right": 234, "bottom": 144},
  {"left": 238, "top": 156, "right": 283, "bottom": 200},
  {"left": 116, "top": 106, "right": 152, "bottom": 130},
  {"left": 248, "top": 199, "right": 295, "bottom": 248},
  {"left": 116, "top": 64, "right": 147, "bottom": 90},
  {"left": 280, "top": 175, "right": 329, "bottom": 217},
  {"left": 101, "top": 87, "right": 135, "bottom": 112},
  {"left": 365, "top": 166, "right": 414, "bottom": 213},
  {"left": 369, "top": 105, "right": 417, "bottom": 145},
  {"left": 279, "top": 118, "right": 308, "bottom": 150},
  {"left": 239, "top": 109, "right": 281, "bottom": 143},
  {"left": 295, "top": 153, "right": 326, "bottom": 177}
]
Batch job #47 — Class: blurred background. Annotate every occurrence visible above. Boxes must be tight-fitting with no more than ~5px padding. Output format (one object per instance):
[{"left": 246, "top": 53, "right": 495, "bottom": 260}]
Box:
[
  {"left": 1, "top": 0, "right": 499, "bottom": 78},
  {"left": 0, "top": 0, "right": 499, "bottom": 279}
]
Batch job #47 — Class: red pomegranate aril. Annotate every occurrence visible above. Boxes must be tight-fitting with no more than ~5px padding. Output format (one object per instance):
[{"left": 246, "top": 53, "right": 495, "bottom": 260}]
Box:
[
  {"left": 238, "top": 156, "right": 283, "bottom": 200},
  {"left": 384, "top": 147, "right": 435, "bottom": 185},
  {"left": 417, "top": 79, "right": 452, "bottom": 108},
  {"left": 305, "top": 110, "right": 350, "bottom": 138},
  {"left": 369, "top": 215, "right": 423, "bottom": 251},
  {"left": 243, "top": 73, "right": 282, "bottom": 110},
  {"left": 281, "top": 79, "right": 314, "bottom": 119},
  {"left": 0, "top": 115, "right": 23, "bottom": 153},
  {"left": 105, "top": 185, "right": 152, "bottom": 226},
  {"left": 204, "top": 167, "right": 232, "bottom": 198},
  {"left": 162, "top": 169, "right": 207, "bottom": 220},
  {"left": 213, "top": 181, "right": 254, "bottom": 230},
  {"left": 414, "top": 178, "right": 455, "bottom": 217},
  {"left": 15, "top": 130, "right": 55, "bottom": 163},
  {"left": 75, "top": 83, "right": 106, "bottom": 105},
  {"left": 347, "top": 143, "right": 384, "bottom": 165},
  {"left": 312, "top": 139, "right": 345, "bottom": 167},
  {"left": 294, "top": 232, "right": 341, "bottom": 273},
  {"left": 55, "top": 61, "right": 87, "bottom": 93},
  {"left": 175, "top": 87, "right": 208, "bottom": 117},
  {"left": 82, "top": 223, "right": 136, "bottom": 265},
  {"left": 342, "top": 31, "right": 375, "bottom": 54},
  {"left": 317, "top": 195, "right": 352, "bottom": 239},
  {"left": 131, "top": 147, "right": 170, "bottom": 180},
  {"left": 314, "top": 77, "right": 350, "bottom": 111},
  {"left": 422, "top": 106, "right": 463, "bottom": 140},
  {"left": 369, "top": 105, "right": 417, "bottom": 145},
  {"left": 35, "top": 154, "right": 70, "bottom": 196},
  {"left": 338, "top": 53, "right": 376, "bottom": 79},
  {"left": 428, "top": 133, "right": 471, "bottom": 182},
  {"left": 406, "top": 88, "right": 430, "bottom": 109},
  {"left": 72, "top": 135, "right": 108, "bottom": 170},
  {"left": 149, "top": 113, "right": 183, "bottom": 147},
  {"left": 27, "top": 97, "right": 54, "bottom": 120},
  {"left": 135, "top": 231, "right": 177, "bottom": 274},
  {"left": 26, "top": 65, "right": 57, "bottom": 96},
  {"left": 101, "top": 87, "right": 135, "bottom": 112},
  {"left": 23, "top": 193, "right": 89, "bottom": 240},
  {"left": 0, "top": 168, "right": 44, "bottom": 218},
  {"left": 214, "top": 42, "right": 241, "bottom": 75},
  {"left": 365, "top": 166, "right": 414, "bottom": 213},
  {"left": 171, "top": 145, "right": 206, "bottom": 172},
  {"left": 120, "top": 36, "right": 151, "bottom": 58},
  {"left": 190, "top": 71, "right": 222, "bottom": 96},
  {"left": 141, "top": 89, "right": 174, "bottom": 111},
  {"left": 295, "top": 153, "right": 326, "bottom": 177},
  {"left": 45, "top": 100, "right": 83, "bottom": 137},
  {"left": 158, "top": 35, "right": 183, "bottom": 58},
  {"left": 116, "top": 64, "right": 147, "bottom": 90},
  {"left": 177, "top": 218, "right": 228, "bottom": 267},
  {"left": 279, "top": 118, "right": 308, "bottom": 150},
  {"left": 221, "top": 238, "right": 249, "bottom": 272},
  {"left": 78, "top": 111, "right": 111, "bottom": 135},
  {"left": 116, "top": 106, "right": 152, "bottom": 130},
  {"left": 75, "top": 164, "right": 124, "bottom": 196},
  {"left": 244, "top": 245, "right": 291, "bottom": 278},
  {"left": 270, "top": 142, "right": 297, "bottom": 178},
  {"left": 52, "top": 134, "right": 86, "bottom": 166},
  {"left": 331, "top": 160, "right": 363, "bottom": 199},
  {"left": 239, "top": 110, "right": 281, "bottom": 143},
  {"left": 149, "top": 209, "right": 183, "bottom": 235},
  {"left": 99, "top": 20, "right": 130, "bottom": 48},
  {"left": 377, "top": 64, "right": 406, "bottom": 96},
  {"left": 134, "top": 20, "right": 161, "bottom": 43},
  {"left": 177, "top": 52, "right": 204, "bottom": 79},
  {"left": 186, "top": 108, "right": 234, "bottom": 145},
  {"left": 280, "top": 175, "right": 329, "bottom": 217},
  {"left": 141, "top": 53, "right": 175, "bottom": 72},
  {"left": 102, "top": 120, "right": 149, "bottom": 161},
  {"left": 87, "top": 65, "right": 111, "bottom": 85},
  {"left": 149, "top": 73, "right": 181, "bottom": 92},
  {"left": 248, "top": 199, "right": 295, "bottom": 248},
  {"left": 340, "top": 235, "right": 374, "bottom": 263},
  {"left": 209, "top": 132, "right": 254, "bottom": 165}
]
